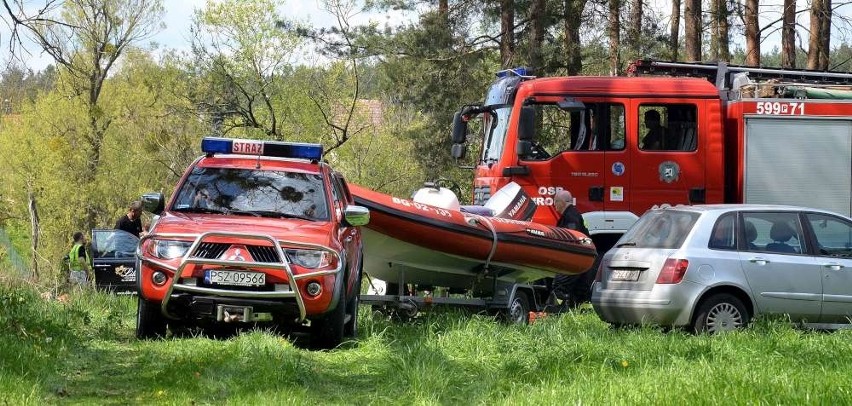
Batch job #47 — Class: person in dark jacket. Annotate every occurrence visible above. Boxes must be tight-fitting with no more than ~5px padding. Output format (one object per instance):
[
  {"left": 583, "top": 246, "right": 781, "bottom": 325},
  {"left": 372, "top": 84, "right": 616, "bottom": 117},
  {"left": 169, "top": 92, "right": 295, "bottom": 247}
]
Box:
[
  {"left": 115, "top": 201, "right": 145, "bottom": 237},
  {"left": 551, "top": 190, "right": 596, "bottom": 309}
]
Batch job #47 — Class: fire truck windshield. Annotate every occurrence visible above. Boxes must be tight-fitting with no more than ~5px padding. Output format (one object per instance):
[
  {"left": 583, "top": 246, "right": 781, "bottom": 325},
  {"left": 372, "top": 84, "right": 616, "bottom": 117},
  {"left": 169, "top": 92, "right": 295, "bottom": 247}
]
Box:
[
  {"left": 481, "top": 106, "right": 512, "bottom": 163},
  {"left": 171, "top": 167, "right": 329, "bottom": 221}
]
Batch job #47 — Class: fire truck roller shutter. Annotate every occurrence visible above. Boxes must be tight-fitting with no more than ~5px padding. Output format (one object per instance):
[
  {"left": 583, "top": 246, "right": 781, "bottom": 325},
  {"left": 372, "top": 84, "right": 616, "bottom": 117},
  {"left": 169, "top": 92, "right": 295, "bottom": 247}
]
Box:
[{"left": 744, "top": 117, "right": 852, "bottom": 216}]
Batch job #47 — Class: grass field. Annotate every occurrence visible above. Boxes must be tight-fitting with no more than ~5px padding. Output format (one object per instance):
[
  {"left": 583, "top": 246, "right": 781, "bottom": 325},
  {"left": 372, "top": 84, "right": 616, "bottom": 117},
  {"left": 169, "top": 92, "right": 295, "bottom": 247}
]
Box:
[{"left": 2, "top": 279, "right": 852, "bottom": 405}]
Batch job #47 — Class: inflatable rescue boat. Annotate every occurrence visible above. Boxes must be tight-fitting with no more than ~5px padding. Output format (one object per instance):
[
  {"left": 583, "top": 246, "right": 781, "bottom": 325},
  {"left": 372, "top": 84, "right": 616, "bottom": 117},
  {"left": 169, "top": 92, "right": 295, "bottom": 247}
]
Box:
[{"left": 350, "top": 182, "right": 597, "bottom": 289}]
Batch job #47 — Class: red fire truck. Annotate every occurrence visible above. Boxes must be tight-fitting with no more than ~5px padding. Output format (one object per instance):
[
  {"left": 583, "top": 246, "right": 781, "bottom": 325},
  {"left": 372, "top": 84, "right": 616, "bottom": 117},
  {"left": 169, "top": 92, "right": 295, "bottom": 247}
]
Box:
[{"left": 451, "top": 60, "right": 852, "bottom": 252}]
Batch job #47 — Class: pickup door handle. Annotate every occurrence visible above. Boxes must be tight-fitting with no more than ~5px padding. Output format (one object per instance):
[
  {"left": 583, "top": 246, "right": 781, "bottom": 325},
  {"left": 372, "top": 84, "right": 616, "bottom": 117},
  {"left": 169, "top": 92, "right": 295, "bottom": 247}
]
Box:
[
  {"left": 748, "top": 257, "right": 769, "bottom": 265},
  {"left": 823, "top": 264, "right": 844, "bottom": 271}
]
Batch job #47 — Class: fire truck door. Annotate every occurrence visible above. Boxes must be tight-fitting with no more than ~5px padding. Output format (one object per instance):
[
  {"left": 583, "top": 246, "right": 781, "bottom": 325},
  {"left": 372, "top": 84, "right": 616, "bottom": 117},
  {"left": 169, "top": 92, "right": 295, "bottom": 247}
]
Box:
[{"left": 630, "top": 102, "right": 705, "bottom": 214}]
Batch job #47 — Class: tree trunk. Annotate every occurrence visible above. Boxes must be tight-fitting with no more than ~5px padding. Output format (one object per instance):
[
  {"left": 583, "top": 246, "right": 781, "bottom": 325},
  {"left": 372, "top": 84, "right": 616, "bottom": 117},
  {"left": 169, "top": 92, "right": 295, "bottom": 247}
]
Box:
[
  {"left": 670, "top": 0, "right": 681, "bottom": 61},
  {"left": 716, "top": 0, "right": 730, "bottom": 61},
  {"left": 27, "top": 185, "right": 39, "bottom": 280},
  {"left": 500, "top": 0, "right": 515, "bottom": 67},
  {"left": 609, "top": 0, "right": 621, "bottom": 75},
  {"left": 564, "top": 0, "right": 586, "bottom": 75},
  {"left": 744, "top": 0, "right": 760, "bottom": 66},
  {"left": 807, "top": 0, "right": 831, "bottom": 70},
  {"left": 684, "top": 0, "right": 701, "bottom": 61},
  {"left": 438, "top": 0, "right": 448, "bottom": 15},
  {"left": 629, "top": 0, "right": 642, "bottom": 62},
  {"left": 529, "top": 0, "right": 546, "bottom": 71},
  {"left": 781, "top": 0, "right": 796, "bottom": 68}
]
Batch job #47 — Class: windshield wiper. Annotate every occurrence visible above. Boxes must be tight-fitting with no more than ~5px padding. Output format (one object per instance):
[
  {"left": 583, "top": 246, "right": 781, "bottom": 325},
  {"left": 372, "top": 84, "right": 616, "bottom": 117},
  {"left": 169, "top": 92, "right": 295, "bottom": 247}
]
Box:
[
  {"left": 225, "top": 209, "right": 262, "bottom": 217},
  {"left": 230, "top": 210, "right": 314, "bottom": 221},
  {"left": 615, "top": 241, "right": 637, "bottom": 248},
  {"left": 172, "top": 207, "right": 228, "bottom": 215}
]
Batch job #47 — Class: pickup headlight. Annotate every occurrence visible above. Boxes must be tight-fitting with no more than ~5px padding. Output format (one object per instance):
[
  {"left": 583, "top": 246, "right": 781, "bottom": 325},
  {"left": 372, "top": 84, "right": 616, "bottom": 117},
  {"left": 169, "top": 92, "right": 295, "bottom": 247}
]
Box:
[
  {"left": 285, "top": 249, "right": 331, "bottom": 269},
  {"left": 152, "top": 240, "right": 193, "bottom": 260}
]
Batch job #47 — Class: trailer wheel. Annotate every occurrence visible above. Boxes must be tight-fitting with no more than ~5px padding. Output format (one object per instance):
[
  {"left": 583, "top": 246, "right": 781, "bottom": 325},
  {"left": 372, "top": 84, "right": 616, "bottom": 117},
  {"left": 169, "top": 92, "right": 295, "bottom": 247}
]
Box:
[
  {"left": 136, "top": 296, "right": 167, "bottom": 339},
  {"left": 504, "top": 290, "right": 530, "bottom": 324}
]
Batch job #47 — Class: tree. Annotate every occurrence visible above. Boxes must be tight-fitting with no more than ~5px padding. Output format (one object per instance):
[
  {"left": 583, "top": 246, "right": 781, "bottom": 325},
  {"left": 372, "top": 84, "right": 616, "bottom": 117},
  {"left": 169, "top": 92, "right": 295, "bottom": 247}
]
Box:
[
  {"left": 670, "top": 0, "right": 680, "bottom": 61},
  {"left": 565, "top": 0, "right": 586, "bottom": 75},
  {"left": 781, "top": 0, "right": 797, "bottom": 68},
  {"left": 500, "top": 0, "right": 515, "bottom": 67},
  {"left": 744, "top": 0, "right": 761, "bottom": 65},
  {"left": 808, "top": 0, "right": 832, "bottom": 69},
  {"left": 711, "top": 0, "right": 730, "bottom": 61},
  {"left": 684, "top": 0, "right": 701, "bottom": 61},
  {"left": 3, "top": 0, "right": 164, "bottom": 230},
  {"left": 527, "top": 0, "right": 546, "bottom": 71},
  {"left": 628, "top": 0, "right": 642, "bottom": 62},
  {"left": 609, "top": 0, "right": 621, "bottom": 75}
]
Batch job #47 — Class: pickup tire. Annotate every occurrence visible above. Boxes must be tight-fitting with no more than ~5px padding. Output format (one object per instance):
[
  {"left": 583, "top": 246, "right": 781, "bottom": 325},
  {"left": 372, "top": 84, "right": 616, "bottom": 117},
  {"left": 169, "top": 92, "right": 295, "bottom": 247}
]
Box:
[
  {"left": 312, "top": 280, "right": 346, "bottom": 349},
  {"left": 136, "top": 296, "right": 167, "bottom": 339},
  {"left": 344, "top": 265, "right": 362, "bottom": 338}
]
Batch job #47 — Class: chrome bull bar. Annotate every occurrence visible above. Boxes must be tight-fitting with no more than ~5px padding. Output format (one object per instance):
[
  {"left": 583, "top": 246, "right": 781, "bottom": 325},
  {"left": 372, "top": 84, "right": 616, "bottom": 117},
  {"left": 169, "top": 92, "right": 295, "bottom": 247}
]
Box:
[{"left": 138, "top": 231, "right": 342, "bottom": 322}]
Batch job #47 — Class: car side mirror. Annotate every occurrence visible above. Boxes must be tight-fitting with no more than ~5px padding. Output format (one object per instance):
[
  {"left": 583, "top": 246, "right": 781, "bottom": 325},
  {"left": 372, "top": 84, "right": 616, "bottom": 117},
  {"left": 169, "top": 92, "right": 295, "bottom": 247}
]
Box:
[
  {"left": 344, "top": 205, "right": 370, "bottom": 226},
  {"left": 451, "top": 143, "right": 467, "bottom": 160},
  {"left": 141, "top": 192, "right": 165, "bottom": 215},
  {"left": 451, "top": 110, "right": 468, "bottom": 144},
  {"left": 518, "top": 106, "right": 535, "bottom": 141}
]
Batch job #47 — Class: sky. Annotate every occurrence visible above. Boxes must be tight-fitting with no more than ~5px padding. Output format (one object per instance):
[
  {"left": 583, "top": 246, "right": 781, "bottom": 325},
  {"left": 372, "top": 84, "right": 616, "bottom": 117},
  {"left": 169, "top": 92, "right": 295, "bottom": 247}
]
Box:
[{"left": 3, "top": 0, "right": 852, "bottom": 72}]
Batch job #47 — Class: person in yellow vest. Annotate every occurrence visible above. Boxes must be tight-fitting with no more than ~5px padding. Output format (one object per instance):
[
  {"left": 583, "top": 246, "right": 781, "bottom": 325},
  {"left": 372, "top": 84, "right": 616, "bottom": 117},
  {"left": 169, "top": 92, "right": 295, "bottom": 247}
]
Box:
[{"left": 68, "top": 231, "right": 92, "bottom": 286}]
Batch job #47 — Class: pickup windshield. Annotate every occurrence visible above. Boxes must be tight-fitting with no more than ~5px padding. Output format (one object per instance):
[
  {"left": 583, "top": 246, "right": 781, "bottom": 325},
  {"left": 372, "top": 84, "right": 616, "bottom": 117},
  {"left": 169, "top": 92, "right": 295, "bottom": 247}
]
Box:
[{"left": 171, "top": 167, "right": 329, "bottom": 221}]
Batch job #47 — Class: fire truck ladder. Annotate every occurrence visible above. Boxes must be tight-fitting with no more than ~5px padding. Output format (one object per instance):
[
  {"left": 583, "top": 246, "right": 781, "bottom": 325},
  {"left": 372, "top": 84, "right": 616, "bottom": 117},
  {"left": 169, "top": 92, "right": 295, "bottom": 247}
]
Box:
[{"left": 627, "top": 59, "right": 852, "bottom": 100}]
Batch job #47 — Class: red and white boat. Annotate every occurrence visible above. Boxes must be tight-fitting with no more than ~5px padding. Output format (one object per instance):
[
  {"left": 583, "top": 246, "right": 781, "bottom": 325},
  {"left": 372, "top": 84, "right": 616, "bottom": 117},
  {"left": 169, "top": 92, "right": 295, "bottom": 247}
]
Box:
[{"left": 350, "top": 183, "right": 597, "bottom": 289}]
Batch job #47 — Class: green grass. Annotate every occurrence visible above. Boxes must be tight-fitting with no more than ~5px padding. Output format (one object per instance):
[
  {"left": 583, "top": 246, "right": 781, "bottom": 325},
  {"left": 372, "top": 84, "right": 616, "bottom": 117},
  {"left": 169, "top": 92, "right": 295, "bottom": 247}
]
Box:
[{"left": 2, "top": 279, "right": 852, "bottom": 405}]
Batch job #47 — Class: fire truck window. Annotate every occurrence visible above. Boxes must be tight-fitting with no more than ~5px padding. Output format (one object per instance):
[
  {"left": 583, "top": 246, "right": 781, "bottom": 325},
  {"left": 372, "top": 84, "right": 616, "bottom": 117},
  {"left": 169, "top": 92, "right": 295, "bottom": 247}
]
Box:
[
  {"left": 639, "top": 104, "right": 698, "bottom": 151},
  {"left": 522, "top": 102, "right": 625, "bottom": 160}
]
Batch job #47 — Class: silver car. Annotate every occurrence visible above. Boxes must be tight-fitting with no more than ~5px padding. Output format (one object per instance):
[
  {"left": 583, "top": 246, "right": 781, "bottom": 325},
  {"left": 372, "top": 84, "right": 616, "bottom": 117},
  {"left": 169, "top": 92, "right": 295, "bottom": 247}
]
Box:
[{"left": 592, "top": 204, "right": 852, "bottom": 333}]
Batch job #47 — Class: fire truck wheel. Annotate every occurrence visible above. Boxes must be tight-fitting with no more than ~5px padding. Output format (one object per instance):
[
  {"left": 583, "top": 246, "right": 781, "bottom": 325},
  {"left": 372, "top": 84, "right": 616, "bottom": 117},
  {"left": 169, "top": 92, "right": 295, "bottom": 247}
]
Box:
[
  {"left": 312, "top": 282, "right": 346, "bottom": 349},
  {"left": 344, "top": 266, "right": 362, "bottom": 338},
  {"left": 504, "top": 290, "right": 530, "bottom": 325},
  {"left": 136, "top": 296, "right": 167, "bottom": 339}
]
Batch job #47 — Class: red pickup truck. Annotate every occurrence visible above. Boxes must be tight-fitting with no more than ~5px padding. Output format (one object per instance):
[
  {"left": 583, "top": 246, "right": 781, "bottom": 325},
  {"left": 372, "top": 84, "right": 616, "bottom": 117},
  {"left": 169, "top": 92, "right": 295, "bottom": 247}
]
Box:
[{"left": 135, "top": 137, "right": 369, "bottom": 349}]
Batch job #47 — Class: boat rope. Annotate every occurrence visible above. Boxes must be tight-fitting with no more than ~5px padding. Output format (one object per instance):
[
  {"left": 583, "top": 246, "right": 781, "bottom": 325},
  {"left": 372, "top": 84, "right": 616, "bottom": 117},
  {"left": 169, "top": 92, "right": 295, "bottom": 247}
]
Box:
[{"left": 469, "top": 214, "right": 498, "bottom": 271}]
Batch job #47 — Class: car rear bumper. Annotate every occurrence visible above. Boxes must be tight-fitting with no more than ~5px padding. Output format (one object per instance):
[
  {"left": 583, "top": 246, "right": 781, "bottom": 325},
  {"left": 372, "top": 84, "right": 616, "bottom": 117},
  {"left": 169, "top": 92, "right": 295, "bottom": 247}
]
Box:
[{"left": 591, "top": 280, "right": 704, "bottom": 327}]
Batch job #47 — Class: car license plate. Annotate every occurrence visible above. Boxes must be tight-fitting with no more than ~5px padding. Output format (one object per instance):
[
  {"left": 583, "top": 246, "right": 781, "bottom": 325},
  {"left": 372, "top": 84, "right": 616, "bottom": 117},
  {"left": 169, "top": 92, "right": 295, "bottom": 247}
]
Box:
[
  {"left": 204, "top": 270, "right": 265, "bottom": 286},
  {"left": 610, "top": 269, "right": 640, "bottom": 281}
]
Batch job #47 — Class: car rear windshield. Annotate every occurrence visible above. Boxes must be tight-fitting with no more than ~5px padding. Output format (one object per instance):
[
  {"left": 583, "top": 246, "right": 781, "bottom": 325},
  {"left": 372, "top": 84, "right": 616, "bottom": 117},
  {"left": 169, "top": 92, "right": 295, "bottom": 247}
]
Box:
[
  {"left": 617, "top": 210, "right": 700, "bottom": 249},
  {"left": 171, "top": 167, "right": 329, "bottom": 221}
]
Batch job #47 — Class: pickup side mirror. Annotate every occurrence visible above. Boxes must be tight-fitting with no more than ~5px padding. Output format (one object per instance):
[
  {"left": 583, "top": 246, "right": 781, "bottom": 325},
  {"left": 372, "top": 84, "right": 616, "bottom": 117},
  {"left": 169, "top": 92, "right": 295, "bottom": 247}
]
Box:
[
  {"left": 451, "top": 143, "right": 467, "bottom": 160},
  {"left": 141, "top": 192, "right": 165, "bottom": 215},
  {"left": 344, "top": 205, "right": 370, "bottom": 226},
  {"left": 518, "top": 106, "right": 535, "bottom": 141}
]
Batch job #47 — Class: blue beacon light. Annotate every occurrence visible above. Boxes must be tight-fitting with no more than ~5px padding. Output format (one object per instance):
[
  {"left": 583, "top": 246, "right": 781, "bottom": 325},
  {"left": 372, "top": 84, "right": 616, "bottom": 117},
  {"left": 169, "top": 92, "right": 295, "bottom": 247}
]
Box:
[{"left": 201, "top": 137, "right": 323, "bottom": 161}]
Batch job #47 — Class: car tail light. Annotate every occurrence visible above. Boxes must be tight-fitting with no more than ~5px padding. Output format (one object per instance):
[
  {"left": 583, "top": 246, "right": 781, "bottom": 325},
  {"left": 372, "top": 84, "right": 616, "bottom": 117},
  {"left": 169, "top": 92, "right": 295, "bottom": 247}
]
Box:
[{"left": 656, "top": 258, "right": 689, "bottom": 284}]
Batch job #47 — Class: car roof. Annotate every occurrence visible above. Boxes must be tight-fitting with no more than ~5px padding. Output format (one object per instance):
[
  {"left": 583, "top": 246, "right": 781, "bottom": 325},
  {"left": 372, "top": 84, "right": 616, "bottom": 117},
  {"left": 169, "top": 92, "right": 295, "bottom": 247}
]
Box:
[{"left": 655, "top": 204, "right": 851, "bottom": 218}]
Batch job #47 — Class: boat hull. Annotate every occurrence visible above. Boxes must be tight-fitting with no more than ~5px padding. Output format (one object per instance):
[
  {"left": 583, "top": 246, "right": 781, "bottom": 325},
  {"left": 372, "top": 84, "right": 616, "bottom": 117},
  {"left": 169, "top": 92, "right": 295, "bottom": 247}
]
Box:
[{"left": 351, "top": 185, "right": 597, "bottom": 288}]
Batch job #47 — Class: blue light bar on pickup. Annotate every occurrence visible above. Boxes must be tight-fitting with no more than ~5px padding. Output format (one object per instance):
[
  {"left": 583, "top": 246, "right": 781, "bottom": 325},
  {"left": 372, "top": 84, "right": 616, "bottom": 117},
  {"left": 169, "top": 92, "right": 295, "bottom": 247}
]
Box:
[
  {"left": 201, "top": 137, "right": 323, "bottom": 161},
  {"left": 495, "top": 67, "right": 533, "bottom": 78}
]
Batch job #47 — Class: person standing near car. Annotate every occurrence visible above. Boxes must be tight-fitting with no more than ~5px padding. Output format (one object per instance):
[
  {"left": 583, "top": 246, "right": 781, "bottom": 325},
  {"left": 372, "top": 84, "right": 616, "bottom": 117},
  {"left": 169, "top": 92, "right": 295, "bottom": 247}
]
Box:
[
  {"left": 68, "top": 231, "right": 92, "bottom": 287},
  {"left": 552, "top": 190, "right": 595, "bottom": 309},
  {"left": 115, "top": 201, "right": 145, "bottom": 237}
]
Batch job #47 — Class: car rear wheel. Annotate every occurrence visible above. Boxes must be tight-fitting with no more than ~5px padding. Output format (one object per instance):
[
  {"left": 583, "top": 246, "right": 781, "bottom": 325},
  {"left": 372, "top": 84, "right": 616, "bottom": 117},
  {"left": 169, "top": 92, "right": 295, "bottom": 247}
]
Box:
[
  {"left": 504, "top": 290, "right": 530, "bottom": 324},
  {"left": 312, "top": 281, "right": 346, "bottom": 349},
  {"left": 136, "top": 296, "right": 167, "bottom": 339},
  {"left": 692, "top": 293, "right": 750, "bottom": 333}
]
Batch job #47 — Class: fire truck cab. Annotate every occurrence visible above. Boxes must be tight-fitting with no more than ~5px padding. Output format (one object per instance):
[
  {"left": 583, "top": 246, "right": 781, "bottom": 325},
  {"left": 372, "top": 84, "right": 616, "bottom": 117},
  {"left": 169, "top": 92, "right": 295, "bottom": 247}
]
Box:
[{"left": 451, "top": 62, "right": 852, "bottom": 252}]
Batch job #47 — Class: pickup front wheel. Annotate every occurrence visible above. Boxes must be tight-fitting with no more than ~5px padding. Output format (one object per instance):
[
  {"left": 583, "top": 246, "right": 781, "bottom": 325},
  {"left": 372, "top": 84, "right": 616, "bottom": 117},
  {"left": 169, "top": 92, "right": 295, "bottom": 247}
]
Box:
[
  {"left": 136, "top": 296, "right": 167, "bottom": 339},
  {"left": 311, "top": 282, "right": 346, "bottom": 349}
]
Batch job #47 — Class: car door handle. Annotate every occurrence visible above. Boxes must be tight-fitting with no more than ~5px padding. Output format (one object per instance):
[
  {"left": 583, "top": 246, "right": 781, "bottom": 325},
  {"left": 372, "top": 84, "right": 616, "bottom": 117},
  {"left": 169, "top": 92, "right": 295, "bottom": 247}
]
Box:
[
  {"left": 823, "top": 264, "right": 844, "bottom": 271},
  {"left": 748, "top": 257, "right": 769, "bottom": 265}
]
